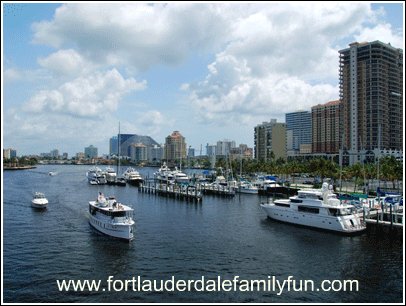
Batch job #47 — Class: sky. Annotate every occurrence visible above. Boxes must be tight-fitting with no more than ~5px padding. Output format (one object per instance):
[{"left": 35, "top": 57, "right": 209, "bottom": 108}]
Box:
[{"left": 2, "top": 2, "right": 404, "bottom": 157}]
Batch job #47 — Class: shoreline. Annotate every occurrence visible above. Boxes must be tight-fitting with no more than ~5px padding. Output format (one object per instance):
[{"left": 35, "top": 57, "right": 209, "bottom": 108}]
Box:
[{"left": 3, "top": 165, "right": 37, "bottom": 170}]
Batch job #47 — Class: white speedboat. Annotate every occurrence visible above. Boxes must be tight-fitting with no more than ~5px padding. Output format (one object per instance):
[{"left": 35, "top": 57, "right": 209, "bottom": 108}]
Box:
[
  {"left": 88, "top": 193, "right": 135, "bottom": 241},
  {"left": 32, "top": 192, "right": 48, "bottom": 209},
  {"left": 260, "top": 183, "right": 366, "bottom": 234}
]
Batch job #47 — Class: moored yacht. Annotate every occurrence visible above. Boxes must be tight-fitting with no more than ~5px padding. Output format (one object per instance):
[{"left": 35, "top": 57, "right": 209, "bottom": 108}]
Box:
[
  {"left": 104, "top": 167, "right": 117, "bottom": 184},
  {"left": 236, "top": 182, "right": 259, "bottom": 194},
  {"left": 154, "top": 162, "right": 174, "bottom": 183},
  {"left": 123, "top": 167, "right": 143, "bottom": 186},
  {"left": 88, "top": 192, "right": 135, "bottom": 241},
  {"left": 172, "top": 167, "right": 190, "bottom": 184},
  {"left": 32, "top": 192, "right": 48, "bottom": 209},
  {"left": 260, "top": 183, "right": 366, "bottom": 234}
]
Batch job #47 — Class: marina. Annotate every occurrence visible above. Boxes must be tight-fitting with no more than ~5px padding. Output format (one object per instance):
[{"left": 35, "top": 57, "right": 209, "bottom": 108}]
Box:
[{"left": 3, "top": 164, "right": 404, "bottom": 303}]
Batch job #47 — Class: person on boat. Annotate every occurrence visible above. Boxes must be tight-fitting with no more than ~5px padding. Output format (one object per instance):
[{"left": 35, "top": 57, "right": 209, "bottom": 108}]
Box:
[{"left": 98, "top": 192, "right": 106, "bottom": 203}]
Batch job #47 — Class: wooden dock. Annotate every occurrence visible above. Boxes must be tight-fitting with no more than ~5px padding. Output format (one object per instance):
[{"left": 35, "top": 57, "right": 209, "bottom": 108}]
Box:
[
  {"left": 361, "top": 206, "right": 403, "bottom": 238},
  {"left": 200, "top": 184, "right": 236, "bottom": 197},
  {"left": 138, "top": 181, "right": 203, "bottom": 202}
]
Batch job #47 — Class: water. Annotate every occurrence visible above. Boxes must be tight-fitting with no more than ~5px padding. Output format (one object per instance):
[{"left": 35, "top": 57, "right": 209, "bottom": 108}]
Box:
[{"left": 3, "top": 165, "right": 403, "bottom": 303}]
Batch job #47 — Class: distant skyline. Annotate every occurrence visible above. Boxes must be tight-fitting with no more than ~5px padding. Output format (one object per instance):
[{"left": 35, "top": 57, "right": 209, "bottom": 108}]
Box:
[{"left": 2, "top": 2, "right": 404, "bottom": 156}]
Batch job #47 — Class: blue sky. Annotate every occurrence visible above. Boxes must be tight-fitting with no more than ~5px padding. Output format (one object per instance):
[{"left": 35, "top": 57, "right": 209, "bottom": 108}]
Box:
[{"left": 2, "top": 2, "right": 404, "bottom": 156}]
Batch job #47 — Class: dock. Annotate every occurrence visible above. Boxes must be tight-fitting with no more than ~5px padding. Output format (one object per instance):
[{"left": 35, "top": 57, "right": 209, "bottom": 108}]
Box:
[
  {"left": 361, "top": 205, "right": 403, "bottom": 238},
  {"left": 138, "top": 181, "right": 202, "bottom": 202},
  {"left": 200, "top": 184, "right": 236, "bottom": 197}
]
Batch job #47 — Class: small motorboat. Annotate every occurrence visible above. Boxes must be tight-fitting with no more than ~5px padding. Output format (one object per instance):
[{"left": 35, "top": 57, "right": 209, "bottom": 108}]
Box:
[{"left": 31, "top": 192, "right": 48, "bottom": 209}]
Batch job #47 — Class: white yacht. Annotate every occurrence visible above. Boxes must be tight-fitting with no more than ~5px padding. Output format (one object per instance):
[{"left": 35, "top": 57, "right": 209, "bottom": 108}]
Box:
[
  {"left": 123, "top": 167, "right": 143, "bottom": 186},
  {"left": 172, "top": 167, "right": 190, "bottom": 184},
  {"left": 86, "top": 167, "right": 106, "bottom": 184},
  {"left": 104, "top": 167, "right": 117, "bottom": 184},
  {"left": 32, "top": 192, "right": 48, "bottom": 209},
  {"left": 88, "top": 193, "right": 135, "bottom": 241},
  {"left": 236, "top": 182, "right": 259, "bottom": 194},
  {"left": 260, "top": 183, "right": 366, "bottom": 234},
  {"left": 154, "top": 162, "right": 174, "bottom": 183}
]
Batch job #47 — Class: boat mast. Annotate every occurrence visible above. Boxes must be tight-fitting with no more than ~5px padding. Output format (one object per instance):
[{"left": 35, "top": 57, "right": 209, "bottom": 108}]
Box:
[{"left": 118, "top": 122, "right": 121, "bottom": 176}]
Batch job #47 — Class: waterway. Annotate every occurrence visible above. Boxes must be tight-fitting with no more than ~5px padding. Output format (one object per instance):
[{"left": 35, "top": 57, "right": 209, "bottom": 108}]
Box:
[{"left": 3, "top": 165, "right": 403, "bottom": 303}]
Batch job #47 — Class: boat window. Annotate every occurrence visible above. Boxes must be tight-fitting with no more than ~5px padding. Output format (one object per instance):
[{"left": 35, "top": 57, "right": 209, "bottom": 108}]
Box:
[
  {"left": 339, "top": 208, "right": 356, "bottom": 216},
  {"left": 298, "top": 206, "right": 319, "bottom": 214},
  {"left": 328, "top": 208, "right": 338, "bottom": 216},
  {"left": 275, "top": 203, "right": 290, "bottom": 208},
  {"left": 290, "top": 199, "right": 302, "bottom": 203}
]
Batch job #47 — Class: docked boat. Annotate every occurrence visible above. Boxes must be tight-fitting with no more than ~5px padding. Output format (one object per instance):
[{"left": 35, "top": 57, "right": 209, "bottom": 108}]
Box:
[
  {"left": 236, "top": 182, "right": 259, "bottom": 194},
  {"left": 172, "top": 167, "right": 190, "bottom": 184},
  {"left": 86, "top": 167, "right": 106, "bottom": 185},
  {"left": 31, "top": 192, "right": 48, "bottom": 209},
  {"left": 104, "top": 167, "right": 117, "bottom": 184},
  {"left": 154, "top": 162, "right": 174, "bottom": 183},
  {"left": 260, "top": 183, "right": 366, "bottom": 234},
  {"left": 88, "top": 192, "right": 135, "bottom": 241},
  {"left": 123, "top": 167, "right": 143, "bottom": 186}
]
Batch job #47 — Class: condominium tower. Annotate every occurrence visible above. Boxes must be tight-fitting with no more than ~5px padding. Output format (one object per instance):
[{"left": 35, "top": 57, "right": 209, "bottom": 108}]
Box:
[
  {"left": 164, "top": 131, "right": 186, "bottom": 163},
  {"left": 339, "top": 41, "right": 403, "bottom": 164},
  {"left": 254, "top": 119, "right": 286, "bottom": 161},
  {"left": 312, "top": 100, "right": 341, "bottom": 154},
  {"left": 285, "top": 111, "right": 312, "bottom": 157}
]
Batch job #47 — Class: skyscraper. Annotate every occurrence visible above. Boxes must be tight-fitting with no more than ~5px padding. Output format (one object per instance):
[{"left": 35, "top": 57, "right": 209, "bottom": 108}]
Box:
[
  {"left": 285, "top": 111, "right": 312, "bottom": 157},
  {"left": 164, "top": 131, "right": 186, "bottom": 163},
  {"left": 312, "top": 100, "right": 341, "bottom": 154},
  {"left": 339, "top": 41, "right": 403, "bottom": 164},
  {"left": 84, "top": 145, "right": 98, "bottom": 159}
]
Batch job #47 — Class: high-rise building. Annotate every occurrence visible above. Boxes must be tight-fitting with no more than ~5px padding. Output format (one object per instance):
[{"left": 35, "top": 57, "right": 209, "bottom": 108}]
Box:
[
  {"left": 254, "top": 119, "right": 286, "bottom": 161},
  {"left": 147, "top": 145, "right": 164, "bottom": 164},
  {"left": 130, "top": 143, "right": 148, "bottom": 163},
  {"left": 3, "top": 148, "right": 17, "bottom": 159},
  {"left": 285, "top": 111, "right": 312, "bottom": 157},
  {"left": 215, "top": 139, "right": 236, "bottom": 156},
  {"left": 109, "top": 136, "right": 118, "bottom": 156},
  {"left": 164, "top": 131, "right": 186, "bottom": 162},
  {"left": 206, "top": 144, "right": 216, "bottom": 157},
  {"left": 312, "top": 100, "right": 341, "bottom": 154},
  {"left": 50, "top": 149, "right": 59, "bottom": 159},
  {"left": 339, "top": 41, "right": 403, "bottom": 164},
  {"left": 84, "top": 145, "right": 98, "bottom": 159}
]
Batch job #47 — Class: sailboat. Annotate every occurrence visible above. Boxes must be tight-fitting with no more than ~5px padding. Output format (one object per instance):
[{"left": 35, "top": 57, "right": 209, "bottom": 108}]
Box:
[{"left": 115, "top": 122, "right": 126, "bottom": 186}]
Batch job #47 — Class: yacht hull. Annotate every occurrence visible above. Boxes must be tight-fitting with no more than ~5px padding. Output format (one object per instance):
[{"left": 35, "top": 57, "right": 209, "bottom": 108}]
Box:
[
  {"left": 260, "top": 204, "right": 366, "bottom": 234},
  {"left": 88, "top": 214, "right": 134, "bottom": 241}
]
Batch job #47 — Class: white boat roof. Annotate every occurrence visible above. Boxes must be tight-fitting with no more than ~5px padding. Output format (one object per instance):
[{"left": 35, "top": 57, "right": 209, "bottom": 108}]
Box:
[{"left": 89, "top": 196, "right": 133, "bottom": 212}]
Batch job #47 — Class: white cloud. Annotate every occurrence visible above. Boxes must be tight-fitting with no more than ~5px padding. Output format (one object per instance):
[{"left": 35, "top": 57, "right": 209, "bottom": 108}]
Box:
[
  {"left": 31, "top": 3, "right": 231, "bottom": 71},
  {"left": 4, "top": 2, "right": 403, "bottom": 154},
  {"left": 24, "top": 69, "right": 146, "bottom": 117},
  {"left": 37, "top": 49, "right": 93, "bottom": 77},
  {"left": 4, "top": 68, "right": 23, "bottom": 82},
  {"left": 355, "top": 23, "right": 404, "bottom": 48},
  {"left": 183, "top": 2, "right": 402, "bottom": 127}
]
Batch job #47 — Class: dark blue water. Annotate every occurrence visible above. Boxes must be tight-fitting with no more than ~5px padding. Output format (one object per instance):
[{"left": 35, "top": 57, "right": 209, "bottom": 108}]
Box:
[{"left": 3, "top": 165, "right": 403, "bottom": 303}]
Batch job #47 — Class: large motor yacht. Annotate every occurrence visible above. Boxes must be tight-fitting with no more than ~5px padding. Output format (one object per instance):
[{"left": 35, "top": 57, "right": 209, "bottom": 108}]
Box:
[
  {"left": 88, "top": 193, "right": 135, "bottom": 241},
  {"left": 260, "top": 183, "right": 366, "bottom": 234},
  {"left": 123, "top": 167, "right": 143, "bottom": 186}
]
